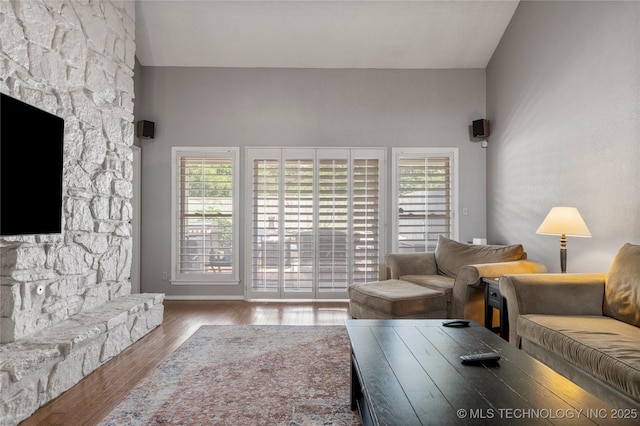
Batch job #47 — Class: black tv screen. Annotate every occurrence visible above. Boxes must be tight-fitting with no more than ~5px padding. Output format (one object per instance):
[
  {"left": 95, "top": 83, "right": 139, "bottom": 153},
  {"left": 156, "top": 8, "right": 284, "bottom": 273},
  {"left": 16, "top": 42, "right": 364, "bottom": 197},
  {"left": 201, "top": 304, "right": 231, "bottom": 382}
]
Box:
[{"left": 1, "top": 93, "right": 64, "bottom": 236}]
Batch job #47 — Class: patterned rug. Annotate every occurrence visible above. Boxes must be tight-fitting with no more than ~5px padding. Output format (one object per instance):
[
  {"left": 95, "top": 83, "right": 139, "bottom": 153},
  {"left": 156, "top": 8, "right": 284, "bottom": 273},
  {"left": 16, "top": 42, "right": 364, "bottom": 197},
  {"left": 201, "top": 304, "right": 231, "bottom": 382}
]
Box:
[{"left": 99, "top": 325, "right": 362, "bottom": 426}]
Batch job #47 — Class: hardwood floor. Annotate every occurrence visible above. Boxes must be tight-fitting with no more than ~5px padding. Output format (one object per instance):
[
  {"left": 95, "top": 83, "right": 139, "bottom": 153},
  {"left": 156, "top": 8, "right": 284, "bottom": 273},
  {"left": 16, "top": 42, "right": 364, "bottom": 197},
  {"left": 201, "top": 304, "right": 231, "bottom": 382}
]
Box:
[{"left": 21, "top": 300, "right": 350, "bottom": 426}]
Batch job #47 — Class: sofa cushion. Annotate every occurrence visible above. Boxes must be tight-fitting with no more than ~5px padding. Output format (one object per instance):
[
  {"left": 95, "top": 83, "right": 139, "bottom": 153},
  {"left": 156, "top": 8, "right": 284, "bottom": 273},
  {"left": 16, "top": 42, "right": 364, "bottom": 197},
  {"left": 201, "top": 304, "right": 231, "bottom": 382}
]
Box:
[
  {"left": 604, "top": 243, "right": 640, "bottom": 327},
  {"left": 434, "top": 236, "right": 525, "bottom": 278},
  {"left": 400, "top": 274, "right": 455, "bottom": 296},
  {"left": 517, "top": 314, "right": 640, "bottom": 403},
  {"left": 348, "top": 279, "right": 447, "bottom": 317}
]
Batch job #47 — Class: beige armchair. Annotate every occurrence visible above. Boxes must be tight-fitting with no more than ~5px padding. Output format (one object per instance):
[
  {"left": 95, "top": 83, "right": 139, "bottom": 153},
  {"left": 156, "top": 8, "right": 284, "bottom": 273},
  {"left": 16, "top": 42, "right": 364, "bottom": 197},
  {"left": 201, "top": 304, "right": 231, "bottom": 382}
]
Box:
[{"left": 369, "top": 236, "right": 548, "bottom": 324}]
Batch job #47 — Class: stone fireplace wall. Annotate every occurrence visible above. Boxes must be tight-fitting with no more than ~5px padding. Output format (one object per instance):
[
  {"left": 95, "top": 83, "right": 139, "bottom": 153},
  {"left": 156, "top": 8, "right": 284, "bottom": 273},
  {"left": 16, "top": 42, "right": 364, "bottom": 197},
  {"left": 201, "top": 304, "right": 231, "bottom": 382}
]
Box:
[
  {"left": 0, "top": 0, "right": 138, "bottom": 342},
  {"left": 1, "top": 2, "right": 163, "bottom": 422}
]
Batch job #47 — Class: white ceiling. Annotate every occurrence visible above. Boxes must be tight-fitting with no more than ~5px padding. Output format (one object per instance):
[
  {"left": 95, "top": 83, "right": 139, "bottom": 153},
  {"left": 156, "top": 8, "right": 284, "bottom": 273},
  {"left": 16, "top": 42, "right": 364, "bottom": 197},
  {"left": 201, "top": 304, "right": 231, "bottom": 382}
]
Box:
[{"left": 135, "top": 1, "right": 519, "bottom": 69}]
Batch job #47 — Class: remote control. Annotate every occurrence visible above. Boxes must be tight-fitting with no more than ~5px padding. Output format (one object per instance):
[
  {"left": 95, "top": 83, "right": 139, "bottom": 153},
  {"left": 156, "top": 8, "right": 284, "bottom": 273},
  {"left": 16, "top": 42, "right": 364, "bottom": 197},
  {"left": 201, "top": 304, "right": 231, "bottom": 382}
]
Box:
[
  {"left": 442, "top": 320, "right": 470, "bottom": 328},
  {"left": 460, "top": 352, "right": 501, "bottom": 364}
]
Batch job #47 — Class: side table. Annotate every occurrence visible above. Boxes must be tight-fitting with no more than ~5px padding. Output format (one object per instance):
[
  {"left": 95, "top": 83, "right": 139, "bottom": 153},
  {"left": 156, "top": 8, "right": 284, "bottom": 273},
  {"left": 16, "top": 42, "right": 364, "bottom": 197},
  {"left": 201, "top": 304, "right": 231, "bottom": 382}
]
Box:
[{"left": 483, "top": 277, "right": 509, "bottom": 341}]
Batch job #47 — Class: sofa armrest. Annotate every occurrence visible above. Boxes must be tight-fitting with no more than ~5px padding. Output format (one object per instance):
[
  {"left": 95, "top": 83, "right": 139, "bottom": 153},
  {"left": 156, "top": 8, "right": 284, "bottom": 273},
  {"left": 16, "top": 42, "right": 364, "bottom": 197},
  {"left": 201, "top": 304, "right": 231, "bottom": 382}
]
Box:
[
  {"left": 499, "top": 273, "right": 606, "bottom": 347},
  {"left": 384, "top": 252, "right": 438, "bottom": 279},
  {"left": 449, "top": 260, "right": 549, "bottom": 320}
]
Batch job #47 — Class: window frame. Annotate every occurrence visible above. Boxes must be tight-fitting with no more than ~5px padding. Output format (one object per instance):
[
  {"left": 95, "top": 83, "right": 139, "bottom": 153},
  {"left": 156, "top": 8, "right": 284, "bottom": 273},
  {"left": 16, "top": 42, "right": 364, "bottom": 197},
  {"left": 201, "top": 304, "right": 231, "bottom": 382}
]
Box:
[
  {"left": 170, "top": 146, "right": 240, "bottom": 285},
  {"left": 391, "top": 147, "right": 459, "bottom": 253}
]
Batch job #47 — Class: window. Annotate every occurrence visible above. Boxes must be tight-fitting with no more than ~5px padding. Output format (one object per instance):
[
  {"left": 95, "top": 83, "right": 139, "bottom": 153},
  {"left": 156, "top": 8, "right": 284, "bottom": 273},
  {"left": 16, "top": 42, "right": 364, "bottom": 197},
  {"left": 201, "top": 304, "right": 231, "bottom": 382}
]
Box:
[
  {"left": 247, "top": 148, "right": 384, "bottom": 299},
  {"left": 171, "top": 147, "right": 239, "bottom": 284},
  {"left": 392, "top": 148, "right": 458, "bottom": 253}
]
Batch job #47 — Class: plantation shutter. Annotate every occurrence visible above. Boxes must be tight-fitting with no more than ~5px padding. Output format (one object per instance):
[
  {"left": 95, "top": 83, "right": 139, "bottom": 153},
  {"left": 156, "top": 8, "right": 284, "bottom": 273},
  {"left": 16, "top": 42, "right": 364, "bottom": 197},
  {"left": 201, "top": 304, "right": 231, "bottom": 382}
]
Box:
[
  {"left": 397, "top": 155, "right": 452, "bottom": 252},
  {"left": 317, "top": 158, "right": 349, "bottom": 291},
  {"left": 283, "top": 158, "right": 315, "bottom": 292},
  {"left": 248, "top": 148, "right": 384, "bottom": 299},
  {"left": 251, "top": 158, "right": 280, "bottom": 292},
  {"left": 176, "top": 153, "right": 234, "bottom": 278},
  {"left": 352, "top": 158, "right": 380, "bottom": 284}
]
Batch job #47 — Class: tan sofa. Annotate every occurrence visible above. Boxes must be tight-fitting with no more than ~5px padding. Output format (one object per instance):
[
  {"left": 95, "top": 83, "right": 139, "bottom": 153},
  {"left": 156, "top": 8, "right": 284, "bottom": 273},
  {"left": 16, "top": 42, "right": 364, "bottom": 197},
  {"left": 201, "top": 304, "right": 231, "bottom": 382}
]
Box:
[
  {"left": 349, "top": 236, "right": 547, "bottom": 324},
  {"left": 499, "top": 243, "right": 640, "bottom": 409}
]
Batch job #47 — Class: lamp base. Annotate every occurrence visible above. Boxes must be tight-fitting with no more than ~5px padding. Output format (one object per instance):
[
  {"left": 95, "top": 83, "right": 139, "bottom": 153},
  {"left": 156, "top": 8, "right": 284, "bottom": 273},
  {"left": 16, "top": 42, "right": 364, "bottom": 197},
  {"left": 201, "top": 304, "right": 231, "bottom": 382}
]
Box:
[{"left": 560, "top": 234, "right": 567, "bottom": 273}]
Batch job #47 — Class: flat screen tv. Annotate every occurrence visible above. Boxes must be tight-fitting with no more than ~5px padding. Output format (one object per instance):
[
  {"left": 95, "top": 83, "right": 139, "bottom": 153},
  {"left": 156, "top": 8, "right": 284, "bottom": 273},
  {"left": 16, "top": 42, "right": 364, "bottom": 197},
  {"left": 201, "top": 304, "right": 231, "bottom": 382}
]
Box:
[{"left": 1, "top": 93, "right": 64, "bottom": 236}]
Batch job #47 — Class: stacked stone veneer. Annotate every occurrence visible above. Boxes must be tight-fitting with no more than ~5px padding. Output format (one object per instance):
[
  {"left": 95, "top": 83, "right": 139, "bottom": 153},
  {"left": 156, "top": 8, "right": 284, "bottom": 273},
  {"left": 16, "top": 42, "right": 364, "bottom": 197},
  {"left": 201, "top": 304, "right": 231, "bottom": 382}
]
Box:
[
  {"left": 0, "top": 1, "right": 163, "bottom": 425},
  {"left": 0, "top": 294, "right": 163, "bottom": 425}
]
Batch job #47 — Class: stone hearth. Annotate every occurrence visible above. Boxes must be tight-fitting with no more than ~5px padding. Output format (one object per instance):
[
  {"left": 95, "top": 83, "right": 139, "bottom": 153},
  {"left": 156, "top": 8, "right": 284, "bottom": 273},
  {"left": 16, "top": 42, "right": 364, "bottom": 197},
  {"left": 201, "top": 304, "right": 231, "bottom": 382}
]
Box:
[{"left": 0, "top": 294, "right": 164, "bottom": 426}]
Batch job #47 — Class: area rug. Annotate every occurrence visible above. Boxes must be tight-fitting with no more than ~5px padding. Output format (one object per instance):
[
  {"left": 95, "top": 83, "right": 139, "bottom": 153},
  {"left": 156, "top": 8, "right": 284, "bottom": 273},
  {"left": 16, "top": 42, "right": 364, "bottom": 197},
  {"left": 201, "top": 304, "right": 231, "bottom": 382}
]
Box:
[{"left": 99, "top": 325, "right": 361, "bottom": 426}]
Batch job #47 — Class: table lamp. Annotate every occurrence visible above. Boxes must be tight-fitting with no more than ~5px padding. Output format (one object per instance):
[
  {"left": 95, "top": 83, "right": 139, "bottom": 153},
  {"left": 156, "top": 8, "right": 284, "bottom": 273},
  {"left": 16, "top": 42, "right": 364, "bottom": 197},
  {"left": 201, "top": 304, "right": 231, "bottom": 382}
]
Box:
[{"left": 536, "top": 206, "right": 591, "bottom": 273}]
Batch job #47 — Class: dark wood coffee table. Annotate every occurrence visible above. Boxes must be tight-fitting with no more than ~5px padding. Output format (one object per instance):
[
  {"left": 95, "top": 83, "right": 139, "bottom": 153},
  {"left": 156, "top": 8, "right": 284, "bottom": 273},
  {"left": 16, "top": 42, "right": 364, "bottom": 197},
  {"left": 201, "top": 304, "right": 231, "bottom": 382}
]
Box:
[{"left": 346, "top": 319, "right": 638, "bottom": 425}]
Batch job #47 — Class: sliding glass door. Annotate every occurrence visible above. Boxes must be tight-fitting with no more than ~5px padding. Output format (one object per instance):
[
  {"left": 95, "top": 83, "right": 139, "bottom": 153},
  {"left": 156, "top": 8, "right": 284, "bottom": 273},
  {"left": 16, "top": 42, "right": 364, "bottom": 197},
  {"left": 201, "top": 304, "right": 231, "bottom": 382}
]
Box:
[{"left": 247, "top": 148, "right": 384, "bottom": 299}]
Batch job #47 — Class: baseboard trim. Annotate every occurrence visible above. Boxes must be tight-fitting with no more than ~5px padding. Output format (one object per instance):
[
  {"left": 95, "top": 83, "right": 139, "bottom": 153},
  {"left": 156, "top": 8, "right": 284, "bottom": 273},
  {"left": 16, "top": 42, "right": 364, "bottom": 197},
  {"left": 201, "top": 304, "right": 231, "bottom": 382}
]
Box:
[
  {"left": 163, "top": 296, "right": 350, "bottom": 302},
  {"left": 249, "top": 298, "right": 350, "bottom": 303},
  {"left": 163, "top": 295, "right": 245, "bottom": 301}
]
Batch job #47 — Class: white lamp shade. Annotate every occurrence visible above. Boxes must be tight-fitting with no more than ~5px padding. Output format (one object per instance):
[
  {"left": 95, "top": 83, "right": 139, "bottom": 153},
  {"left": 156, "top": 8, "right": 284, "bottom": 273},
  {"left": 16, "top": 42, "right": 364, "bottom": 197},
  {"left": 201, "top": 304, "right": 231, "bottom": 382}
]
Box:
[{"left": 536, "top": 207, "right": 592, "bottom": 237}]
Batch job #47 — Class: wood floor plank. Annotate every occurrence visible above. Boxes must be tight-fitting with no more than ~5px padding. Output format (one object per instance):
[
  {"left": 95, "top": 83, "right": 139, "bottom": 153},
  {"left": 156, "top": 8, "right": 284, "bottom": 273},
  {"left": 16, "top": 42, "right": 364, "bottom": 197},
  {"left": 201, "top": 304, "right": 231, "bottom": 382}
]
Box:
[{"left": 19, "top": 300, "right": 350, "bottom": 426}]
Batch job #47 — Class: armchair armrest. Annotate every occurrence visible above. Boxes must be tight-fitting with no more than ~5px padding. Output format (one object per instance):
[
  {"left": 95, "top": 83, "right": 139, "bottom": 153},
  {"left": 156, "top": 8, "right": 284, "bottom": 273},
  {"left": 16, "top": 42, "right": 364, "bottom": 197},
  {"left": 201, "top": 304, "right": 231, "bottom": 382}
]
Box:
[
  {"left": 450, "top": 260, "right": 549, "bottom": 320},
  {"left": 384, "top": 252, "right": 438, "bottom": 280},
  {"left": 499, "top": 273, "right": 606, "bottom": 347}
]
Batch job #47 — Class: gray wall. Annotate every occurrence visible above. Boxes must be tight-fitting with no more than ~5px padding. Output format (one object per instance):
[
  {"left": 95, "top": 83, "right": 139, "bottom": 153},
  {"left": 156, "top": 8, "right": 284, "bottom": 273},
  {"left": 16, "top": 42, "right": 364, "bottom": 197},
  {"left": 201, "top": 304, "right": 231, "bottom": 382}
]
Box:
[
  {"left": 486, "top": 1, "right": 640, "bottom": 272},
  {"left": 137, "top": 68, "right": 487, "bottom": 297},
  {"left": 133, "top": 58, "right": 144, "bottom": 148}
]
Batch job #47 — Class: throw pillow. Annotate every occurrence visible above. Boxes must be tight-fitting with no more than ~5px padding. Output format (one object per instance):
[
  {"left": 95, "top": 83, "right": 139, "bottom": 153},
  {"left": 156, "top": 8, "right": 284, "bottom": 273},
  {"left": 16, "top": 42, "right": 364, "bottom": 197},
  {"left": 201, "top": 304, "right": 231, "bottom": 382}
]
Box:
[
  {"left": 603, "top": 243, "right": 640, "bottom": 327},
  {"left": 434, "top": 235, "right": 525, "bottom": 278}
]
